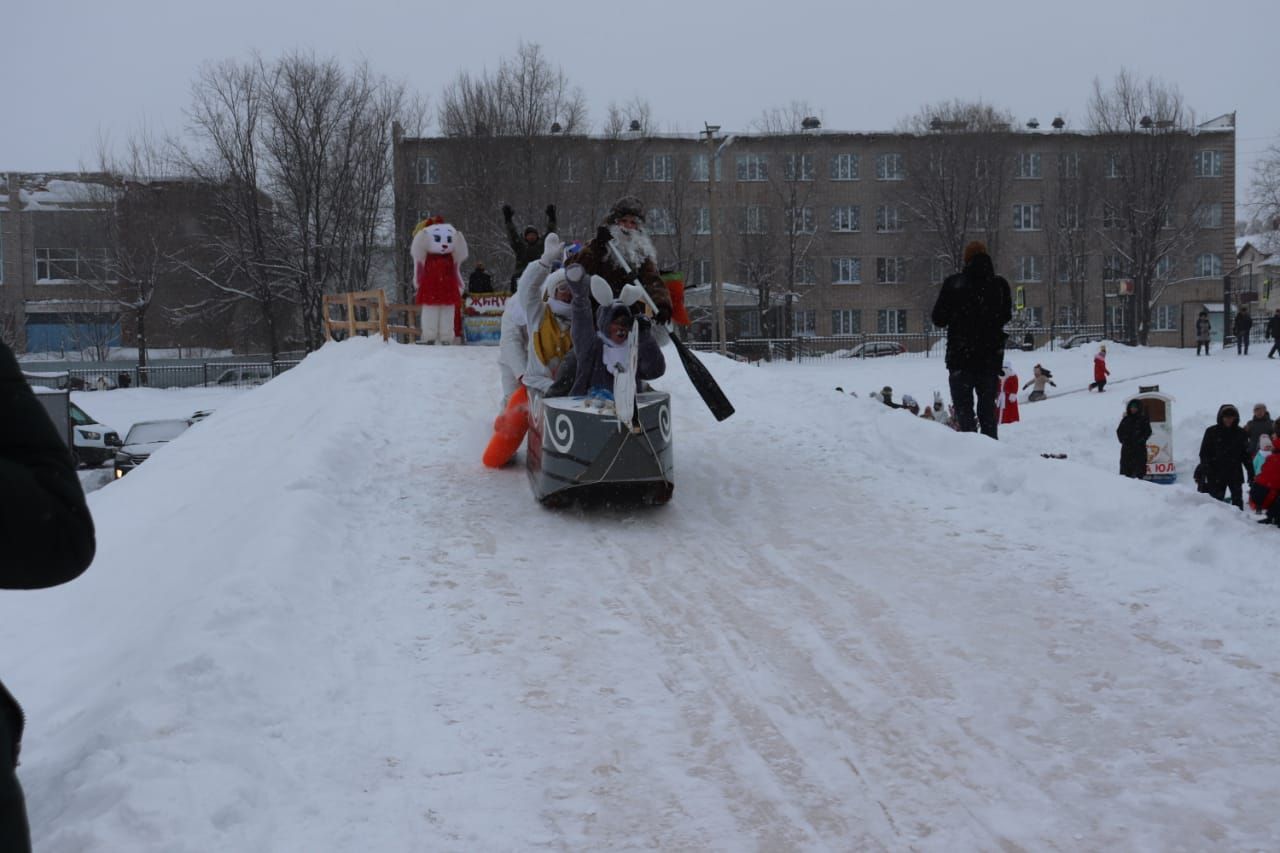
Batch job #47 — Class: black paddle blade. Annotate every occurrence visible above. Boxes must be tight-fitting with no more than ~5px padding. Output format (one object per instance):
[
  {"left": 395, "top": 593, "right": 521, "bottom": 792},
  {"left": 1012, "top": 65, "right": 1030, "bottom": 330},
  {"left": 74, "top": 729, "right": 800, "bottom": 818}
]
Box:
[{"left": 670, "top": 332, "right": 735, "bottom": 422}]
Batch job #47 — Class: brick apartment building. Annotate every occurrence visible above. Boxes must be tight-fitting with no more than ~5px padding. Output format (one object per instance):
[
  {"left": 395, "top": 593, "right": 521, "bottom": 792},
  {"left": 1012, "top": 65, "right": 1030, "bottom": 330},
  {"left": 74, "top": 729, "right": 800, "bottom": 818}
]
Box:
[
  {"left": 0, "top": 172, "right": 281, "bottom": 355},
  {"left": 394, "top": 113, "right": 1237, "bottom": 347}
]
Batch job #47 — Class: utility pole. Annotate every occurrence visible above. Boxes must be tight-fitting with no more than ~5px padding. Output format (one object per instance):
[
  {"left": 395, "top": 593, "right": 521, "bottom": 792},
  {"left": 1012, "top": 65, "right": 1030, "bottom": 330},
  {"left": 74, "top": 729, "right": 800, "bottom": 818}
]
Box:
[{"left": 703, "top": 123, "right": 727, "bottom": 355}]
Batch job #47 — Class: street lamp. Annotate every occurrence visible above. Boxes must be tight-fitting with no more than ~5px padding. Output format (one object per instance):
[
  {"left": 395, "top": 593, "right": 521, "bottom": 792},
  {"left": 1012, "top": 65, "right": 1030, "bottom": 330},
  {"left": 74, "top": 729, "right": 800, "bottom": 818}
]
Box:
[{"left": 702, "top": 122, "right": 727, "bottom": 354}]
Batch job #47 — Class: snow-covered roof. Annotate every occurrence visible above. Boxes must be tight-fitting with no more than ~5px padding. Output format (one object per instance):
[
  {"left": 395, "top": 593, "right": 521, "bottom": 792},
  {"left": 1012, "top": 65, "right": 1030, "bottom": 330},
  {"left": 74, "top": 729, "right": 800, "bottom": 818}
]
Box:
[{"left": 682, "top": 282, "right": 793, "bottom": 308}]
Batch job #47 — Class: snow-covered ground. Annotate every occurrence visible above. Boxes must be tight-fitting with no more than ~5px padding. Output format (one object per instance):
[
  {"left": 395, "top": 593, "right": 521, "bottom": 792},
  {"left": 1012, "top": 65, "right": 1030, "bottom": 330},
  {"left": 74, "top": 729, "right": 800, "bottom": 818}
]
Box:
[{"left": 4, "top": 338, "right": 1280, "bottom": 851}]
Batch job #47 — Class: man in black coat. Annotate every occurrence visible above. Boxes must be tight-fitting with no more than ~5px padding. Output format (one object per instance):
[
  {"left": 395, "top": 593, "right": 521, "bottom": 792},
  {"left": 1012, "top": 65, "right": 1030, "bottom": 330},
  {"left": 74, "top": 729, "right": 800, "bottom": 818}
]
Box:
[
  {"left": 1116, "top": 399, "right": 1153, "bottom": 478},
  {"left": 1234, "top": 307, "right": 1253, "bottom": 355},
  {"left": 1199, "top": 403, "right": 1251, "bottom": 509},
  {"left": 466, "top": 262, "right": 493, "bottom": 295},
  {"left": 0, "top": 339, "right": 95, "bottom": 852},
  {"left": 1265, "top": 309, "right": 1280, "bottom": 359},
  {"left": 930, "top": 241, "right": 1012, "bottom": 438},
  {"left": 502, "top": 203, "right": 557, "bottom": 288}
]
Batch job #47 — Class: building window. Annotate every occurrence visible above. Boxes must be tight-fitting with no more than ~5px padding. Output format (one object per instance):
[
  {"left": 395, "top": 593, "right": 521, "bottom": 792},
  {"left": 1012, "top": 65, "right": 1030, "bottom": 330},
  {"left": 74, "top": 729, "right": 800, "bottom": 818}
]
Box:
[
  {"left": 1155, "top": 256, "right": 1173, "bottom": 280},
  {"left": 1105, "top": 152, "right": 1124, "bottom": 179},
  {"left": 1057, "top": 305, "right": 1080, "bottom": 327},
  {"left": 830, "top": 153, "right": 860, "bottom": 181},
  {"left": 739, "top": 310, "right": 760, "bottom": 337},
  {"left": 1023, "top": 306, "right": 1045, "bottom": 327},
  {"left": 1107, "top": 304, "right": 1126, "bottom": 331},
  {"left": 876, "top": 257, "right": 907, "bottom": 284},
  {"left": 794, "top": 309, "right": 816, "bottom": 336},
  {"left": 1057, "top": 205, "right": 1081, "bottom": 231},
  {"left": 832, "top": 309, "right": 861, "bottom": 335},
  {"left": 1194, "top": 150, "right": 1223, "bottom": 178},
  {"left": 930, "top": 256, "right": 953, "bottom": 284},
  {"left": 830, "top": 205, "right": 860, "bottom": 232},
  {"left": 736, "top": 154, "right": 768, "bottom": 182},
  {"left": 1015, "top": 255, "right": 1043, "bottom": 282},
  {"left": 1152, "top": 304, "right": 1178, "bottom": 332},
  {"left": 414, "top": 157, "right": 438, "bottom": 185},
  {"left": 786, "top": 207, "right": 815, "bottom": 234},
  {"left": 877, "top": 308, "right": 907, "bottom": 334},
  {"left": 738, "top": 206, "right": 767, "bottom": 234},
  {"left": 876, "top": 153, "right": 905, "bottom": 181},
  {"left": 1194, "top": 203, "right": 1223, "bottom": 228},
  {"left": 1015, "top": 152, "right": 1042, "bottom": 179},
  {"left": 696, "top": 258, "right": 712, "bottom": 285},
  {"left": 1012, "top": 203, "right": 1042, "bottom": 231},
  {"left": 694, "top": 207, "right": 711, "bottom": 235},
  {"left": 690, "top": 153, "right": 721, "bottom": 182},
  {"left": 0, "top": 234, "right": 4, "bottom": 284},
  {"left": 784, "top": 154, "right": 815, "bottom": 181},
  {"left": 831, "top": 257, "right": 861, "bottom": 284},
  {"left": 35, "top": 248, "right": 110, "bottom": 283},
  {"left": 1103, "top": 253, "right": 1125, "bottom": 282},
  {"left": 875, "top": 205, "right": 903, "bottom": 232},
  {"left": 647, "top": 207, "right": 675, "bottom": 235},
  {"left": 558, "top": 156, "right": 579, "bottom": 184},
  {"left": 604, "top": 156, "right": 624, "bottom": 182},
  {"left": 642, "top": 154, "right": 674, "bottom": 182},
  {"left": 1102, "top": 204, "right": 1121, "bottom": 229},
  {"left": 1056, "top": 255, "right": 1087, "bottom": 283},
  {"left": 1058, "top": 152, "right": 1081, "bottom": 179},
  {"left": 794, "top": 257, "right": 816, "bottom": 284},
  {"left": 1195, "top": 253, "right": 1222, "bottom": 278}
]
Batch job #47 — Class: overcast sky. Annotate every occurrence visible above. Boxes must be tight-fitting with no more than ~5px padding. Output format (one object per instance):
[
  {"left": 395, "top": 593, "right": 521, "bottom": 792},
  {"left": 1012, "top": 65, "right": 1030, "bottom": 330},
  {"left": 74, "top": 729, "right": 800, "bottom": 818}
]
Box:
[{"left": 7, "top": 0, "right": 1276, "bottom": 217}]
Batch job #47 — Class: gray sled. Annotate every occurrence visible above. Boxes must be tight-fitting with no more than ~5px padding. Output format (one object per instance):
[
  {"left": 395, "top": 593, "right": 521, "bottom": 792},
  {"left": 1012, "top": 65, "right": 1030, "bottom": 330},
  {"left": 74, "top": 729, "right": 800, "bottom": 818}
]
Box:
[{"left": 526, "top": 391, "right": 674, "bottom": 507}]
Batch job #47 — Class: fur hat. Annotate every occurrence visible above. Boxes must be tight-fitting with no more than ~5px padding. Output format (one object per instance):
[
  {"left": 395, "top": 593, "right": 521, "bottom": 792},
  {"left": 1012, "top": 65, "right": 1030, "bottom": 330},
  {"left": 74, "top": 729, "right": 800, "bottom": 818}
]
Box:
[
  {"left": 606, "top": 196, "right": 645, "bottom": 224},
  {"left": 962, "top": 241, "right": 988, "bottom": 265}
]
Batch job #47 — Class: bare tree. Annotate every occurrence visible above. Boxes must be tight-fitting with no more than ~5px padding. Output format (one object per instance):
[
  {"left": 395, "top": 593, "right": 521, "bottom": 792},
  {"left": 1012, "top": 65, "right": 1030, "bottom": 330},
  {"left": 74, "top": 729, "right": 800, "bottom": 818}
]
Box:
[
  {"left": 1249, "top": 140, "right": 1280, "bottom": 238},
  {"left": 897, "top": 99, "right": 1017, "bottom": 271},
  {"left": 1087, "top": 69, "right": 1208, "bottom": 345}
]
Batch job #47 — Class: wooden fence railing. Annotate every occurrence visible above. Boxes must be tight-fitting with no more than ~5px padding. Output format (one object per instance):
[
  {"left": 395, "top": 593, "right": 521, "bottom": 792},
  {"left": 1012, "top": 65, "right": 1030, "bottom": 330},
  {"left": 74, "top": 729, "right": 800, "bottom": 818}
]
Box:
[{"left": 322, "top": 291, "right": 419, "bottom": 343}]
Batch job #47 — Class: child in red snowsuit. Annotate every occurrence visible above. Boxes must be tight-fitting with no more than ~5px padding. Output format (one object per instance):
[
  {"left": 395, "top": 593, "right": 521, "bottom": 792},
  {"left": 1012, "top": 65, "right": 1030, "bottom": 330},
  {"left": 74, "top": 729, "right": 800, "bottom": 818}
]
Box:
[
  {"left": 1249, "top": 438, "right": 1280, "bottom": 524},
  {"left": 1088, "top": 345, "right": 1110, "bottom": 392}
]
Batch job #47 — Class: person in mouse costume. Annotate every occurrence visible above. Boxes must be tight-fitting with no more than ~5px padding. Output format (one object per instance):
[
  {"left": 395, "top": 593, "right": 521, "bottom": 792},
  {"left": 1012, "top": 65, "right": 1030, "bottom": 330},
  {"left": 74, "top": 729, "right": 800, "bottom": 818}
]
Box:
[{"left": 410, "top": 216, "right": 467, "bottom": 344}]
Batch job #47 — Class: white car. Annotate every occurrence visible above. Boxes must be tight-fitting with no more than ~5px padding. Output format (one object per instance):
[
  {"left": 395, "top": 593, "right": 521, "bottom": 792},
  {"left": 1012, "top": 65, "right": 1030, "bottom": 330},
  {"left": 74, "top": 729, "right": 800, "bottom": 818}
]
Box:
[
  {"left": 113, "top": 418, "right": 192, "bottom": 479},
  {"left": 68, "top": 401, "right": 123, "bottom": 467},
  {"left": 214, "top": 366, "right": 273, "bottom": 387}
]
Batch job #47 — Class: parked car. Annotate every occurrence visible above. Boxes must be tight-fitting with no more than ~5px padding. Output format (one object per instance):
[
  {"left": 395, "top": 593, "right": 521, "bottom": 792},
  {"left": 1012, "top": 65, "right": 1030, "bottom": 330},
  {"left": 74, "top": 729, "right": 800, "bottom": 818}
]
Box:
[
  {"left": 843, "top": 341, "right": 906, "bottom": 358},
  {"left": 113, "top": 418, "right": 192, "bottom": 479},
  {"left": 68, "top": 401, "right": 123, "bottom": 467},
  {"left": 214, "top": 366, "right": 273, "bottom": 387},
  {"left": 1060, "top": 333, "right": 1111, "bottom": 349}
]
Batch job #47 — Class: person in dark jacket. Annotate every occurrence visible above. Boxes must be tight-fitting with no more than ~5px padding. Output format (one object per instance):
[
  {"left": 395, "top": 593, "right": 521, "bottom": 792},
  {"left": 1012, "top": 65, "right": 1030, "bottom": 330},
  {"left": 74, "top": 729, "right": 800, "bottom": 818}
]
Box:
[
  {"left": 571, "top": 197, "right": 674, "bottom": 324},
  {"left": 1194, "top": 310, "right": 1212, "bottom": 356},
  {"left": 466, "top": 262, "right": 494, "bottom": 295},
  {"left": 502, "top": 203, "right": 557, "bottom": 288},
  {"left": 0, "top": 339, "right": 95, "bottom": 853},
  {"left": 1265, "top": 309, "right": 1280, "bottom": 359},
  {"left": 1116, "top": 399, "right": 1152, "bottom": 478},
  {"left": 1245, "top": 403, "right": 1274, "bottom": 461},
  {"left": 1234, "top": 307, "right": 1253, "bottom": 355},
  {"left": 1198, "top": 403, "right": 1251, "bottom": 509},
  {"left": 930, "top": 241, "right": 1012, "bottom": 439}
]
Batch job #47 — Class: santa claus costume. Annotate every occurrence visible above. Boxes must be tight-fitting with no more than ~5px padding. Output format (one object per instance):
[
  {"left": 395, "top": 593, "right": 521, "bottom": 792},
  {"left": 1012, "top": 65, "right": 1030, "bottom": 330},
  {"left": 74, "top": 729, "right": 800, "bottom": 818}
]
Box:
[
  {"left": 410, "top": 217, "right": 467, "bottom": 344},
  {"left": 998, "top": 361, "right": 1020, "bottom": 425}
]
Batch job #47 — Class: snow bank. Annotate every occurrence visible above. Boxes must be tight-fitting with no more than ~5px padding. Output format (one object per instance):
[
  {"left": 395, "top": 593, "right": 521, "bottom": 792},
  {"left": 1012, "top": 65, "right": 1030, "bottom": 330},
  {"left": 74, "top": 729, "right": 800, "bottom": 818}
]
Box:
[{"left": 3, "top": 338, "right": 1279, "bottom": 851}]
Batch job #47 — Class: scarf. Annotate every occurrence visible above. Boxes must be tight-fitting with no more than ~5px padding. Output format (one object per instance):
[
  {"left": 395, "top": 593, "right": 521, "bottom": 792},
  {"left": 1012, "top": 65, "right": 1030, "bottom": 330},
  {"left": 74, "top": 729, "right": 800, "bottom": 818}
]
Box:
[{"left": 533, "top": 307, "right": 572, "bottom": 367}]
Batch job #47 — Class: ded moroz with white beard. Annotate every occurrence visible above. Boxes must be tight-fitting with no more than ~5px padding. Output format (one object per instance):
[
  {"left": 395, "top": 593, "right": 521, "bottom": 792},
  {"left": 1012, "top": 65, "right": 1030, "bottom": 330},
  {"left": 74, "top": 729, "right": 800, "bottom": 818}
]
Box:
[{"left": 571, "top": 196, "right": 673, "bottom": 324}]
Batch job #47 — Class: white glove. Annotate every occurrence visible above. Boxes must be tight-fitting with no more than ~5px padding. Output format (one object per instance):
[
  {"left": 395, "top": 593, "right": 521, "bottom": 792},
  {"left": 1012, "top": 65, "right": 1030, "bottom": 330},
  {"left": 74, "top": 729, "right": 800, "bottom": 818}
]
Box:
[{"left": 540, "top": 232, "right": 563, "bottom": 266}]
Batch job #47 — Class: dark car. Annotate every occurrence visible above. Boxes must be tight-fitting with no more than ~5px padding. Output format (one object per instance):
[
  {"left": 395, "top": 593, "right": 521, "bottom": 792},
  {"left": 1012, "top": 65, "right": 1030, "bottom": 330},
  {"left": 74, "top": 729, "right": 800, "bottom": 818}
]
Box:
[
  {"left": 113, "top": 418, "right": 192, "bottom": 479},
  {"left": 844, "top": 341, "right": 906, "bottom": 358}
]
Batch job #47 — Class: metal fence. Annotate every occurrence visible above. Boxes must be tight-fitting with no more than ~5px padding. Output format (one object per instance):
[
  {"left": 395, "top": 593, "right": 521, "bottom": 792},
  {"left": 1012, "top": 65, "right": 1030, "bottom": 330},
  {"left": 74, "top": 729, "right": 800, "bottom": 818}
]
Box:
[
  {"left": 684, "top": 326, "right": 1126, "bottom": 363},
  {"left": 21, "top": 360, "right": 303, "bottom": 391}
]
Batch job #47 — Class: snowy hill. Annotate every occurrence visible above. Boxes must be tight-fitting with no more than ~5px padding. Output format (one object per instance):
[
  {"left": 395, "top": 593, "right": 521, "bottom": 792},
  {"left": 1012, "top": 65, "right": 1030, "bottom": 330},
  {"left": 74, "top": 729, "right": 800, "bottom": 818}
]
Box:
[{"left": 4, "top": 338, "right": 1279, "bottom": 851}]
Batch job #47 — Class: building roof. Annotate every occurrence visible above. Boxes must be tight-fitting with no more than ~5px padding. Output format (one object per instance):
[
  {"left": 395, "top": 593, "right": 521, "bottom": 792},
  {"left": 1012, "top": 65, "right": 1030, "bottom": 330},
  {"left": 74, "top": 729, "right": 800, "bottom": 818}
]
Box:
[{"left": 683, "top": 282, "right": 793, "bottom": 309}]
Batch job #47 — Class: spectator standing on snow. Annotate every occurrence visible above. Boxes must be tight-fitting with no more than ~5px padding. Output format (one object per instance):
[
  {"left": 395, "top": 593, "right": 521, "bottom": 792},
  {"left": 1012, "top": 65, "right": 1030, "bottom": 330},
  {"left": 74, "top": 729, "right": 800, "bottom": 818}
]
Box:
[
  {"left": 0, "top": 339, "right": 96, "bottom": 853},
  {"left": 1234, "top": 307, "right": 1253, "bottom": 355},
  {"left": 1266, "top": 309, "right": 1280, "bottom": 359},
  {"left": 1195, "top": 310, "right": 1212, "bottom": 356},
  {"left": 1198, "top": 404, "right": 1251, "bottom": 509},
  {"left": 1022, "top": 364, "right": 1057, "bottom": 402},
  {"left": 1116, "top": 398, "right": 1152, "bottom": 479},
  {"left": 467, "top": 262, "right": 494, "bottom": 295},
  {"left": 930, "top": 241, "right": 1012, "bottom": 439},
  {"left": 1245, "top": 403, "right": 1274, "bottom": 461},
  {"left": 502, "top": 203, "right": 557, "bottom": 289},
  {"left": 1088, "top": 345, "right": 1110, "bottom": 392},
  {"left": 1249, "top": 433, "right": 1280, "bottom": 524}
]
